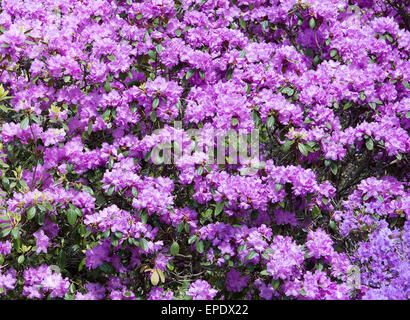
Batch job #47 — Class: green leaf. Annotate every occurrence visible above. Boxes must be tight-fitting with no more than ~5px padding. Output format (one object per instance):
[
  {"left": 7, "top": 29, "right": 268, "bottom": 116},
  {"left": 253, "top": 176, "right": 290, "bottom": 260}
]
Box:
[
  {"left": 18, "top": 255, "right": 25, "bottom": 264},
  {"left": 231, "top": 117, "right": 239, "bottom": 126},
  {"left": 322, "top": 197, "right": 329, "bottom": 205},
  {"left": 298, "top": 143, "right": 309, "bottom": 157},
  {"left": 150, "top": 270, "right": 160, "bottom": 286},
  {"left": 272, "top": 279, "right": 280, "bottom": 290},
  {"left": 11, "top": 228, "right": 19, "bottom": 240},
  {"left": 170, "top": 241, "right": 180, "bottom": 256},
  {"left": 82, "top": 185, "right": 94, "bottom": 195},
  {"left": 67, "top": 209, "right": 77, "bottom": 226},
  {"left": 239, "top": 18, "right": 246, "bottom": 29},
  {"left": 261, "top": 20, "right": 269, "bottom": 31},
  {"left": 330, "top": 162, "right": 338, "bottom": 175},
  {"left": 141, "top": 212, "right": 148, "bottom": 224},
  {"left": 377, "top": 194, "right": 384, "bottom": 202},
  {"left": 188, "top": 235, "right": 198, "bottom": 245},
  {"left": 330, "top": 49, "right": 338, "bottom": 58},
  {"left": 20, "top": 117, "right": 29, "bottom": 130},
  {"left": 215, "top": 202, "right": 224, "bottom": 216},
  {"left": 266, "top": 116, "right": 275, "bottom": 129},
  {"left": 27, "top": 207, "right": 36, "bottom": 220},
  {"left": 0, "top": 104, "right": 9, "bottom": 112},
  {"left": 152, "top": 97, "right": 159, "bottom": 109},
  {"left": 155, "top": 44, "right": 163, "bottom": 54},
  {"left": 312, "top": 205, "right": 321, "bottom": 218},
  {"left": 329, "top": 220, "right": 336, "bottom": 230},
  {"left": 0, "top": 227, "right": 11, "bottom": 238},
  {"left": 260, "top": 269, "right": 269, "bottom": 276},
  {"left": 103, "top": 80, "right": 111, "bottom": 93},
  {"left": 150, "top": 110, "right": 157, "bottom": 122},
  {"left": 78, "top": 259, "right": 86, "bottom": 272},
  {"left": 37, "top": 210, "right": 45, "bottom": 225},
  {"left": 281, "top": 87, "right": 294, "bottom": 96},
  {"left": 147, "top": 50, "right": 157, "bottom": 60},
  {"left": 281, "top": 140, "right": 295, "bottom": 152},
  {"left": 45, "top": 201, "right": 54, "bottom": 212},
  {"left": 196, "top": 239, "right": 204, "bottom": 253},
  {"left": 245, "top": 250, "right": 258, "bottom": 261},
  {"left": 87, "top": 120, "right": 93, "bottom": 135},
  {"left": 140, "top": 238, "right": 148, "bottom": 251},
  {"left": 344, "top": 101, "right": 352, "bottom": 110},
  {"left": 309, "top": 17, "right": 316, "bottom": 29},
  {"left": 366, "top": 138, "right": 374, "bottom": 151},
  {"left": 132, "top": 187, "right": 139, "bottom": 198},
  {"left": 186, "top": 69, "right": 195, "bottom": 80},
  {"left": 107, "top": 185, "right": 115, "bottom": 196},
  {"left": 176, "top": 222, "right": 184, "bottom": 233},
  {"left": 226, "top": 67, "right": 234, "bottom": 81},
  {"left": 360, "top": 91, "right": 366, "bottom": 101},
  {"left": 384, "top": 33, "right": 393, "bottom": 43},
  {"left": 275, "top": 183, "right": 283, "bottom": 192},
  {"left": 406, "top": 111, "right": 410, "bottom": 119}
]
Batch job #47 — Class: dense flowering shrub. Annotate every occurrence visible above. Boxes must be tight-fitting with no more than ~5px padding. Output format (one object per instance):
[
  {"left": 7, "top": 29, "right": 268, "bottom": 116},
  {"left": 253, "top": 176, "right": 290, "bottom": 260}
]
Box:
[{"left": 0, "top": 0, "right": 409, "bottom": 300}]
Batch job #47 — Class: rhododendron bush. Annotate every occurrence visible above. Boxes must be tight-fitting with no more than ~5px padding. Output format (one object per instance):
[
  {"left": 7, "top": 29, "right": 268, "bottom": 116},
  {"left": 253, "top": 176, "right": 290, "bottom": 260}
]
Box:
[{"left": 0, "top": 0, "right": 409, "bottom": 300}]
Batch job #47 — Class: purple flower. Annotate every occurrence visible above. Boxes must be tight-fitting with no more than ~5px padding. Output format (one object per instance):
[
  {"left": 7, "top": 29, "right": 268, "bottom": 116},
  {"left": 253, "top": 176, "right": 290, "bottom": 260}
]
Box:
[
  {"left": 225, "top": 269, "right": 249, "bottom": 293},
  {"left": 33, "top": 230, "right": 50, "bottom": 254},
  {"left": 187, "top": 280, "right": 218, "bottom": 300},
  {"left": 0, "top": 241, "right": 12, "bottom": 255}
]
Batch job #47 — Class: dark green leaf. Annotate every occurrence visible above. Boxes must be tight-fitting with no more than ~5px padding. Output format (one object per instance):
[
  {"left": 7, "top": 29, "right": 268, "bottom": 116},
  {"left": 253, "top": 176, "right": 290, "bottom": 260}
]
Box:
[
  {"left": 186, "top": 69, "right": 195, "bottom": 80},
  {"left": 231, "top": 117, "right": 239, "bottom": 126},
  {"left": 266, "top": 116, "right": 275, "bottom": 129},
  {"left": 281, "top": 140, "right": 295, "bottom": 152},
  {"left": 132, "top": 187, "right": 139, "bottom": 198},
  {"left": 140, "top": 238, "right": 148, "bottom": 251},
  {"left": 188, "top": 235, "right": 198, "bottom": 244},
  {"left": 152, "top": 97, "right": 159, "bottom": 109},
  {"left": 20, "top": 117, "right": 29, "bottom": 130},
  {"left": 245, "top": 250, "right": 258, "bottom": 261},
  {"left": 150, "top": 110, "right": 157, "bottom": 122},
  {"left": 239, "top": 18, "right": 246, "bottom": 29},
  {"left": 170, "top": 241, "right": 180, "bottom": 256},
  {"left": 366, "top": 138, "right": 374, "bottom": 151},
  {"left": 215, "top": 202, "right": 224, "bottom": 216},
  {"left": 27, "top": 207, "right": 36, "bottom": 220},
  {"left": 67, "top": 209, "right": 77, "bottom": 226},
  {"left": 309, "top": 17, "right": 316, "bottom": 29},
  {"left": 155, "top": 44, "right": 163, "bottom": 54},
  {"left": 298, "top": 143, "right": 309, "bottom": 157},
  {"left": 196, "top": 239, "right": 204, "bottom": 253},
  {"left": 312, "top": 205, "right": 321, "bottom": 218}
]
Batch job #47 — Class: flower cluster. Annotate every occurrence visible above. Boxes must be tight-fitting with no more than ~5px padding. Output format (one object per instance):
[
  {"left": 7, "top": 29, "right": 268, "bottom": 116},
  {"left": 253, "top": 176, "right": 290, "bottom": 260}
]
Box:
[{"left": 0, "top": 0, "right": 408, "bottom": 300}]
